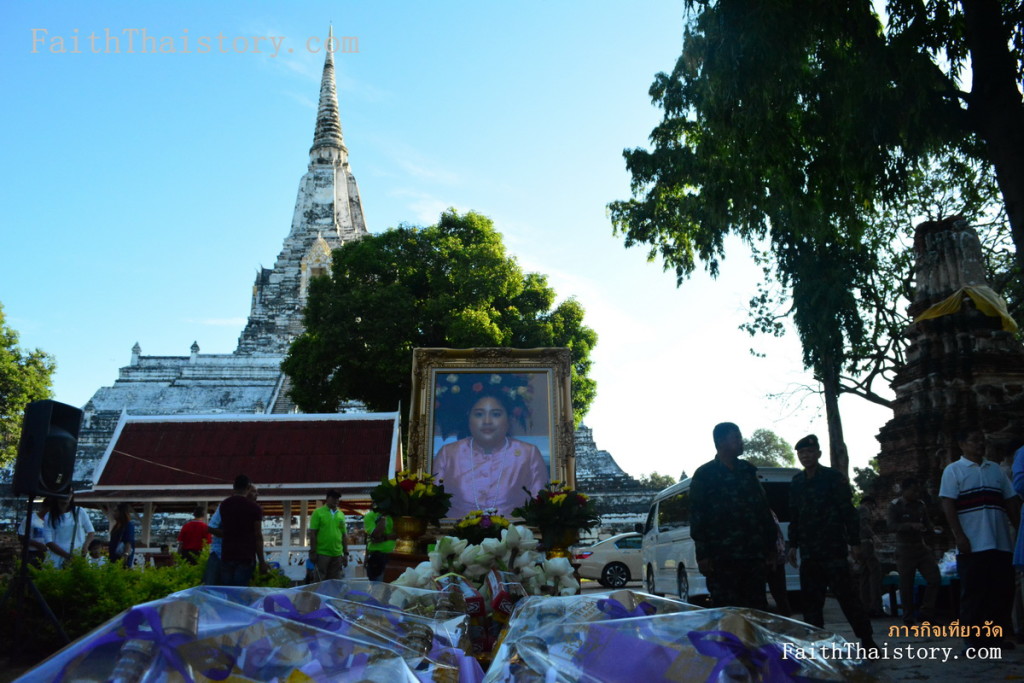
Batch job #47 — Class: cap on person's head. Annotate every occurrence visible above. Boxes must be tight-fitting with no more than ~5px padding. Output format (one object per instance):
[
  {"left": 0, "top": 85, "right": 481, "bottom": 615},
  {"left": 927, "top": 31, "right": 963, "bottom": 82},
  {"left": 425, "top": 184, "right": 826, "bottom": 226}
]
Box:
[
  {"left": 234, "top": 474, "right": 252, "bottom": 492},
  {"left": 794, "top": 434, "right": 820, "bottom": 451}
]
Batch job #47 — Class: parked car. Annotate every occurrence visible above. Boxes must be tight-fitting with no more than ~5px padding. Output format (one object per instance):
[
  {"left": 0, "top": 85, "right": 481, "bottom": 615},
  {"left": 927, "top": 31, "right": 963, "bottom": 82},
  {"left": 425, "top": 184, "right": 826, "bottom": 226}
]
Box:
[
  {"left": 572, "top": 532, "right": 642, "bottom": 587},
  {"left": 641, "top": 467, "right": 801, "bottom": 601}
]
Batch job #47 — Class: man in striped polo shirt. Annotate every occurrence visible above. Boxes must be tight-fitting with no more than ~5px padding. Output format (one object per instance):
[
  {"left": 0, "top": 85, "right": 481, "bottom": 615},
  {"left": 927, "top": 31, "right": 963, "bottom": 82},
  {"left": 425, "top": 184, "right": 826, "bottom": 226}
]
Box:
[{"left": 940, "top": 430, "right": 1020, "bottom": 651}]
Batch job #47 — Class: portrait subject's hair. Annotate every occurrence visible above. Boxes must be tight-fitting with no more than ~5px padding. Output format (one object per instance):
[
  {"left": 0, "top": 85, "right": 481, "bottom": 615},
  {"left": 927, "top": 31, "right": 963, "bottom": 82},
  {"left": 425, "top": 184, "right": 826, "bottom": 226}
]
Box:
[
  {"left": 325, "top": 489, "right": 341, "bottom": 499},
  {"left": 233, "top": 474, "right": 252, "bottom": 492},
  {"left": 712, "top": 422, "right": 740, "bottom": 447},
  {"left": 435, "top": 373, "right": 533, "bottom": 440},
  {"left": 900, "top": 477, "right": 919, "bottom": 491}
]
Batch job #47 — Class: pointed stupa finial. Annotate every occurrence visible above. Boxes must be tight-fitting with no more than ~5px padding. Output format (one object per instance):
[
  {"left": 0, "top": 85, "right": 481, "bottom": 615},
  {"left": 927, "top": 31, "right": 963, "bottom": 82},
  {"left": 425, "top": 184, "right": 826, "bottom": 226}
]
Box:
[{"left": 310, "top": 24, "right": 346, "bottom": 160}]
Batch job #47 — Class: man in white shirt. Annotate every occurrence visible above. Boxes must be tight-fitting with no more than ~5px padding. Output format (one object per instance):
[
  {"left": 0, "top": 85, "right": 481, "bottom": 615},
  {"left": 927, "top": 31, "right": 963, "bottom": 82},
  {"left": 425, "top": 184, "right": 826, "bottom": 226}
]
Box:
[{"left": 940, "top": 430, "right": 1020, "bottom": 651}]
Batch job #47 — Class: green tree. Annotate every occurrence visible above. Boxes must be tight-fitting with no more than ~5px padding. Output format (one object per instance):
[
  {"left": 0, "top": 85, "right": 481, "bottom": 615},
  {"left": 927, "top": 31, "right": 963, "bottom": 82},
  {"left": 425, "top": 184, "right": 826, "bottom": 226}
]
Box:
[
  {"left": 608, "top": 1, "right": 1024, "bottom": 475},
  {"left": 609, "top": 1, "right": 893, "bottom": 475},
  {"left": 0, "top": 302, "right": 55, "bottom": 466},
  {"left": 283, "top": 209, "right": 598, "bottom": 426},
  {"left": 853, "top": 457, "right": 880, "bottom": 500},
  {"left": 883, "top": 0, "right": 1024, "bottom": 267},
  {"left": 741, "top": 428, "right": 796, "bottom": 468},
  {"left": 638, "top": 471, "right": 677, "bottom": 490}
]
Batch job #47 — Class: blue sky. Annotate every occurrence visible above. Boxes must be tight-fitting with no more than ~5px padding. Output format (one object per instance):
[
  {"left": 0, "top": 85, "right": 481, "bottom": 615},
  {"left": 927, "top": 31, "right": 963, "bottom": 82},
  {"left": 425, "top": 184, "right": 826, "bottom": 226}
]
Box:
[{"left": 1, "top": 1, "right": 891, "bottom": 480}]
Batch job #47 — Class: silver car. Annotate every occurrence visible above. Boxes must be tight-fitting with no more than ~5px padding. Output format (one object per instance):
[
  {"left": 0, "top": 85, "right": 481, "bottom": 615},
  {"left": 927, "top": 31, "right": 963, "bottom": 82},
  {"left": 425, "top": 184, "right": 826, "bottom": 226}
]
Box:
[{"left": 572, "top": 532, "right": 643, "bottom": 588}]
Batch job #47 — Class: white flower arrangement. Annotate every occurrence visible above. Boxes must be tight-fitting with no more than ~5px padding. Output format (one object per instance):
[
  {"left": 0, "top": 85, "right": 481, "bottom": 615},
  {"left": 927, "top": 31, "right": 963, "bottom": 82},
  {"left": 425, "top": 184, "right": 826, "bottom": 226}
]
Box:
[{"left": 392, "top": 524, "right": 579, "bottom": 597}]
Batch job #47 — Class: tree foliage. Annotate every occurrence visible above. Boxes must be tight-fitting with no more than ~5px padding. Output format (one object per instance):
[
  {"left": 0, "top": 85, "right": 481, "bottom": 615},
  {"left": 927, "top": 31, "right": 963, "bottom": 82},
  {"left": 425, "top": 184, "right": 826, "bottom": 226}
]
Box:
[
  {"left": 608, "top": 0, "right": 1024, "bottom": 475},
  {"left": 853, "top": 457, "right": 880, "bottom": 499},
  {"left": 638, "top": 471, "right": 677, "bottom": 490},
  {"left": 741, "top": 428, "right": 796, "bottom": 468},
  {"left": 609, "top": 1, "right": 903, "bottom": 474},
  {"left": 0, "top": 302, "right": 55, "bottom": 466},
  {"left": 283, "top": 209, "right": 598, "bottom": 426}
]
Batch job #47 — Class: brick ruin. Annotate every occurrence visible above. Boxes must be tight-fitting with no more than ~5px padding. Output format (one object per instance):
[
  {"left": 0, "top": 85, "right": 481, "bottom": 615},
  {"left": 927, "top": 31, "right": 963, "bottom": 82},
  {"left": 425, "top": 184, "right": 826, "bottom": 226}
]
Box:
[{"left": 875, "top": 217, "right": 1024, "bottom": 506}]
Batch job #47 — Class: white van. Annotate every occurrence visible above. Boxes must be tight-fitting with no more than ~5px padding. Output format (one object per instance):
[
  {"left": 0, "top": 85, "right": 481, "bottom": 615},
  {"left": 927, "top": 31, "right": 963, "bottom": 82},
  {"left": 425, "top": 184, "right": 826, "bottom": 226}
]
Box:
[{"left": 640, "top": 466, "right": 801, "bottom": 602}]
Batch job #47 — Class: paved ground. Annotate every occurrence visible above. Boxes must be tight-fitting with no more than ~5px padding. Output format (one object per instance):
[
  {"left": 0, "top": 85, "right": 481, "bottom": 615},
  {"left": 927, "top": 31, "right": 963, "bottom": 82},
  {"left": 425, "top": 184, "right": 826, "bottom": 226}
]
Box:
[{"left": 817, "top": 597, "right": 1023, "bottom": 681}]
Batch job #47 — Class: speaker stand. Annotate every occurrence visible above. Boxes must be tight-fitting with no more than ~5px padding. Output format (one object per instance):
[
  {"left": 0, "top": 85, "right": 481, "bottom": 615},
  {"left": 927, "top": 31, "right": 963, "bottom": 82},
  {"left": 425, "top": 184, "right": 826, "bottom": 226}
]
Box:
[{"left": 0, "top": 498, "right": 70, "bottom": 653}]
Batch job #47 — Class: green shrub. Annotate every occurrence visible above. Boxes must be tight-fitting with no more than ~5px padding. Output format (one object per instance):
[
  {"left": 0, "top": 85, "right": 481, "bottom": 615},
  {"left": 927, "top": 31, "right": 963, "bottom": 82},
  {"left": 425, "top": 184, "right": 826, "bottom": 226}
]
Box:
[{"left": 0, "top": 548, "right": 293, "bottom": 665}]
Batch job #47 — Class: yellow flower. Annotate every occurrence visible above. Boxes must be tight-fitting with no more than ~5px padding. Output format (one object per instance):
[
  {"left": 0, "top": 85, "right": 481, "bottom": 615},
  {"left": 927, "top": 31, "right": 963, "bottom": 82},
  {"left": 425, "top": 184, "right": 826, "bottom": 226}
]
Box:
[
  {"left": 414, "top": 482, "right": 427, "bottom": 493},
  {"left": 550, "top": 493, "right": 568, "bottom": 505}
]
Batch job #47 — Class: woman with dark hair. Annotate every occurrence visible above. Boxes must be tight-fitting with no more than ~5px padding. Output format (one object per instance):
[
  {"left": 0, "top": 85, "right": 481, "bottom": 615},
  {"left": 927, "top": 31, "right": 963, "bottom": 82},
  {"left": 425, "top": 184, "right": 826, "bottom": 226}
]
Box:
[
  {"left": 433, "top": 384, "right": 548, "bottom": 519},
  {"left": 44, "top": 492, "right": 95, "bottom": 568},
  {"left": 108, "top": 502, "right": 137, "bottom": 567}
]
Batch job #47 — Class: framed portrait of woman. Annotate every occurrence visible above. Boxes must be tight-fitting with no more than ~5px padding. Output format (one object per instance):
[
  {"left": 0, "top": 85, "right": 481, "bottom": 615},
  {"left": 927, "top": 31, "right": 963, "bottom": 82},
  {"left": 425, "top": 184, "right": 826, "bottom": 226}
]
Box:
[{"left": 408, "top": 348, "right": 575, "bottom": 520}]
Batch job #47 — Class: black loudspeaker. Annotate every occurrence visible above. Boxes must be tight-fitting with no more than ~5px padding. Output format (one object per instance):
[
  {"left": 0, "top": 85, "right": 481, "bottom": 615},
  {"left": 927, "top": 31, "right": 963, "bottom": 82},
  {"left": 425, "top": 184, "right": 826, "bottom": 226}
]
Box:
[{"left": 12, "top": 399, "right": 83, "bottom": 498}]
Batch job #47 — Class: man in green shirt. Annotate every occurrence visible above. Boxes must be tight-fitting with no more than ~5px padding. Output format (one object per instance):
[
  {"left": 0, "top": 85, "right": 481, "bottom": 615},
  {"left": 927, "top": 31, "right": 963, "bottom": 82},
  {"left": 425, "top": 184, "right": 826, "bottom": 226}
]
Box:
[
  {"left": 363, "top": 507, "right": 395, "bottom": 581},
  {"left": 309, "top": 489, "right": 348, "bottom": 581}
]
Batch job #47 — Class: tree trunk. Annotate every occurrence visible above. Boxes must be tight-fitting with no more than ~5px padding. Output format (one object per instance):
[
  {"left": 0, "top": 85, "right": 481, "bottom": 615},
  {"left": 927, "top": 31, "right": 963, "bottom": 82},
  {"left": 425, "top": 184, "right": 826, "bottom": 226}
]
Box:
[
  {"left": 820, "top": 351, "right": 849, "bottom": 478},
  {"left": 963, "top": 0, "right": 1024, "bottom": 270}
]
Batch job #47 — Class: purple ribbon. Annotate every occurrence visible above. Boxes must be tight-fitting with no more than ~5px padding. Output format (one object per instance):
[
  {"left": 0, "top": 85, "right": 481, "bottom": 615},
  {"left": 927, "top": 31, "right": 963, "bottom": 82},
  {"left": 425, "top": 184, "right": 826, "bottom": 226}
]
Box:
[
  {"left": 55, "top": 604, "right": 233, "bottom": 682},
  {"left": 425, "top": 638, "right": 485, "bottom": 683},
  {"left": 261, "top": 594, "right": 343, "bottom": 632},
  {"left": 596, "top": 597, "right": 657, "bottom": 619},
  {"left": 687, "top": 629, "right": 808, "bottom": 682}
]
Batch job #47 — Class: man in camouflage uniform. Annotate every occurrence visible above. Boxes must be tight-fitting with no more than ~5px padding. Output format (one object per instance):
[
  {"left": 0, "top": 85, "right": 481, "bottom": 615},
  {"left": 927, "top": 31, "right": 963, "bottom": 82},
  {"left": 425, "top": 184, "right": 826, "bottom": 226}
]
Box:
[
  {"left": 788, "top": 434, "right": 877, "bottom": 650},
  {"left": 691, "top": 422, "right": 776, "bottom": 609}
]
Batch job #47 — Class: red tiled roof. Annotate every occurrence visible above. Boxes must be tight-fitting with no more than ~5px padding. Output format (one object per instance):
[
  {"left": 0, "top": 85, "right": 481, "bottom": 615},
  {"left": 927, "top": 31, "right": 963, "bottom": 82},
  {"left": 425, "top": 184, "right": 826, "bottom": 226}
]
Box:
[{"left": 78, "top": 414, "right": 398, "bottom": 509}]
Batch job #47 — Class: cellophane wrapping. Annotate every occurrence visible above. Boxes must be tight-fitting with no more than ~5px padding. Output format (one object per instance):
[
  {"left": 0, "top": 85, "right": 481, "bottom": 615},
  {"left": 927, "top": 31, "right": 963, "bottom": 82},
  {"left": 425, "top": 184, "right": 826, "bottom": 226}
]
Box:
[
  {"left": 484, "top": 589, "right": 882, "bottom": 682},
  {"left": 20, "top": 579, "right": 484, "bottom": 683}
]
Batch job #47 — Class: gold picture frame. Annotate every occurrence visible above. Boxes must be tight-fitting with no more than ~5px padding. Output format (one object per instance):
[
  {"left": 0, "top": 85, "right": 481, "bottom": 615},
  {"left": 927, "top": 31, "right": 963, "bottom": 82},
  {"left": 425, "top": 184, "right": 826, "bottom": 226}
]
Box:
[{"left": 408, "top": 348, "right": 575, "bottom": 517}]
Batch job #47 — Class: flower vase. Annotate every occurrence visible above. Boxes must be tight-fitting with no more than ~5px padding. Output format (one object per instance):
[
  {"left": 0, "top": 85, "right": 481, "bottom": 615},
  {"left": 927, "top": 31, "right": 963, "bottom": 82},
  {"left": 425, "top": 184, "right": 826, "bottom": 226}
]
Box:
[
  {"left": 394, "top": 515, "right": 427, "bottom": 554},
  {"left": 541, "top": 527, "right": 579, "bottom": 559}
]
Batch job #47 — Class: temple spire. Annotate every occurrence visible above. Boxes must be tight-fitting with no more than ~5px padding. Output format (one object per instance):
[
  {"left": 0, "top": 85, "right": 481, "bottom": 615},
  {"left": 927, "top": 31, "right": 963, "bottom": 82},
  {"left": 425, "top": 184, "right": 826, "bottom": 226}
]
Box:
[{"left": 310, "top": 25, "right": 346, "bottom": 159}]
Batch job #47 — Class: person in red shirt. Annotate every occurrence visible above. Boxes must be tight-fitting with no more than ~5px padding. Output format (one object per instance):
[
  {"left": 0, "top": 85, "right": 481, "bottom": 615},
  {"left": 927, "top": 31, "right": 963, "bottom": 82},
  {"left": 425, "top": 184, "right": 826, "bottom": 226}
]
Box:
[{"left": 177, "top": 506, "right": 212, "bottom": 564}]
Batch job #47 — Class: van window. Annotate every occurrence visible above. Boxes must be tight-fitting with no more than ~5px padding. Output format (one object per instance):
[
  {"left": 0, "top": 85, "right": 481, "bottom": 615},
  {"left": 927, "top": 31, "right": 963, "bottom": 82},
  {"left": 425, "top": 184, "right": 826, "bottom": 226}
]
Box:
[
  {"left": 763, "top": 482, "right": 790, "bottom": 522},
  {"left": 644, "top": 507, "right": 656, "bottom": 534},
  {"left": 658, "top": 491, "right": 690, "bottom": 530}
]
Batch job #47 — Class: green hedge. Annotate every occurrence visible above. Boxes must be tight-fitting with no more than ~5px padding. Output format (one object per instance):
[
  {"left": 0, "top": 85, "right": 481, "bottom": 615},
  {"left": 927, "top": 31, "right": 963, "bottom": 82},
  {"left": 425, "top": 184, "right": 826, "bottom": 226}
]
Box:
[{"left": 0, "top": 548, "right": 291, "bottom": 664}]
